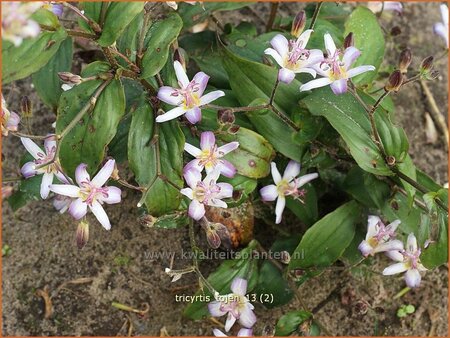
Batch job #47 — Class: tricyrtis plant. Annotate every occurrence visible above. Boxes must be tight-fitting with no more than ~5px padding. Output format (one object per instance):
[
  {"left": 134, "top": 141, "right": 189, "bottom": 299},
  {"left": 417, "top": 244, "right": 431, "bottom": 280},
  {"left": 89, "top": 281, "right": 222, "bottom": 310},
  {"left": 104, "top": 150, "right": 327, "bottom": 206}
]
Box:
[{"left": 2, "top": 1, "right": 448, "bottom": 335}]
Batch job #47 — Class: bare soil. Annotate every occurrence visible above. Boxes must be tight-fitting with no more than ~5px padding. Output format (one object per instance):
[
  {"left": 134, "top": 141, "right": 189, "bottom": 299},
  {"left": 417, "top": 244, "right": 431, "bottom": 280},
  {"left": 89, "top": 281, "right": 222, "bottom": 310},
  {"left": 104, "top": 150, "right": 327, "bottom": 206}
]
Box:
[{"left": 2, "top": 2, "right": 448, "bottom": 336}]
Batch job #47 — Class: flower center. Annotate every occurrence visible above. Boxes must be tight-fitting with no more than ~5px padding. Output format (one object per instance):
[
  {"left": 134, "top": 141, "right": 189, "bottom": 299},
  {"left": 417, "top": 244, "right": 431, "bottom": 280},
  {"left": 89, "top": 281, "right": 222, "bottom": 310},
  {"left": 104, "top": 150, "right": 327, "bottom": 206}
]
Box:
[
  {"left": 171, "top": 80, "right": 201, "bottom": 109},
  {"left": 79, "top": 181, "right": 109, "bottom": 205},
  {"left": 403, "top": 248, "right": 421, "bottom": 269},
  {"left": 285, "top": 39, "right": 311, "bottom": 69},
  {"left": 194, "top": 180, "right": 221, "bottom": 204},
  {"left": 321, "top": 50, "right": 348, "bottom": 80},
  {"left": 198, "top": 145, "right": 219, "bottom": 170}
]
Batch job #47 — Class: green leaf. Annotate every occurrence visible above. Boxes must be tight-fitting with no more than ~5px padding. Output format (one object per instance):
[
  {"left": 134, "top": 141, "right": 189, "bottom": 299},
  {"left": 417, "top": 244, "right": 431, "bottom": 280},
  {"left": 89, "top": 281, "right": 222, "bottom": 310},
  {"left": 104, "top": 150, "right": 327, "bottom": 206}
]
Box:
[
  {"left": 220, "top": 174, "right": 257, "bottom": 207},
  {"left": 183, "top": 240, "right": 259, "bottom": 320},
  {"left": 289, "top": 201, "right": 361, "bottom": 269},
  {"left": 140, "top": 12, "right": 183, "bottom": 78},
  {"left": 302, "top": 87, "right": 392, "bottom": 176},
  {"left": 31, "top": 8, "right": 61, "bottom": 29},
  {"left": 7, "top": 176, "right": 42, "bottom": 211},
  {"left": 246, "top": 99, "right": 304, "bottom": 162},
  {"left": 421, "top": 211, "right": 448, "bottom": 268},
  {"left": 2, "top": 28, "right": 67, "bottom": 84},
  {"left": 56, "top": 79, "right": 125, "bottom": 178},
  {"left": 128, "top": 102, "right": 184, "bottom": 216},
  {"left": 275, "top": 310, "right": 312, "bottom": 336},
  {"left": 152, "top": 212, "right": 190, "bottom": 229},
  {"left": 96, "top": 2, "right": 145, "bottom": 47},
  {"left": 344, "top": 6, "right": 385, "bottom": 86},
  {"left": 117, "top": 12, "right": 143, "bottom": 64},
  {"left": 32, "top": 38, "right": 73, "bottom": 109}
]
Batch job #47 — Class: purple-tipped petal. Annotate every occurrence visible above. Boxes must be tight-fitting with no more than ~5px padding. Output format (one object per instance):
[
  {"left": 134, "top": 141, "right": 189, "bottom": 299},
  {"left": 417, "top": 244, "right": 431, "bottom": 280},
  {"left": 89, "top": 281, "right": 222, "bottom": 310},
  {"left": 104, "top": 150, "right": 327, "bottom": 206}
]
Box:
[
  {"left": 200, "top": 131, "right": 216, "bottom": 150},
  {"left": 283, "top": 160, "right": 301, "bottom": 182},
  {"left": 40, "top": 172, "right": 53, "bottom": 199},
  {"left": 51, "top": 3, "right": 64, "bottom": 17},
  {"left": 324, "top": 33, "right": 337, "bottom": 56},
  {"left": 6, "top": 111, "right": 20, "bottom": 130},
  {"left": 174, "top": 60, "right": 189, "bottom": 88},
  {"left": 217, "top": 141, "right": 239, "bottom": 156},
  {"left": 102, "top": 186, "right": 122, "bottom": 204},
  {"left": 156, "top": 106, "right": 186, "bottom": 123},
  {"left": 260, "top": 184, "right": 278, "bottom": 201},
  {"left": 184, "top": 159, "right": 203, "bottom": 173},
  {"left": 296, "top": 173, "right": 318, "bottom": 187},
  {"left": 405, "top": 269, "right": 421, "bottom": 288},
  {"left": 305, "top": 49, "right": 325, "bottom": 67},
  {"left": 367, "top": 215, "right": 381, "bottom": 238},
  {"left": 383, "top": 2, "right": 403, "bottom": 13},
  {"left": 21, "top": 161, "right": 37, "bottom": 178},
  {"left": 264, "top": 48, "right": 284, "bottom": 67},
  {"left": 270, "top": 34, "right": 289, "bottom": 57},
  {"left": 189, "top": 199, "right": 205, "bottom": 220},
  {"left": 53, "top": 195, "right": 71, "bottom": 213},
  {"left": 218, "top": 160, "right": 236, "bottom": 178},
  {"left": 49, "top": 184, "right": 80, "bottom": 198},
  {"left": 385, "top": 250, "right": 404, "bottom": 262},
  {"left": 374, "top": 239, "right": 404, "bottom": 254},
  {"left": 224, "top": 313, "right": 237, "bottom": 332},
  {"left": 270, "top": 162, "right": 282, "bottom": 184},
  {"left": 278, "top": 68, "right": 296, "bottom": 84},
  {"left": 90, "top": 201, "right": 111, "bottom": 230},
  {"left": 217, "top": 182, "right": 233, "bottom": 199},
  {"left": 184, "top": 142, "right": 202, "bottom": 157},
  {"left": 386, "top": 219, "right": 401, "bottom": 233},
  {"left": 75, "top": 163, "right": 90, "bottom": 185},
  {"left": 237, "top": 328, "right": 253, "bottom": 337},
  {"left": 185, "top": 107, "right": 202, "bottom": 124},
  {"left": 208, "top": 301, "right": 227, "bottom": 317},
  {"left": 230, "top": 277, "right": 247, "bottom": 295},
  {"left": 199, "top": 90, "right": 225, "bottom": 105},
  {"left": 300, "top": 77, "right": 333, "bottom": 92},
  {"left": 275, "top": 196, "right": 286, "bottom": 224},
  {"left": 157, "top": 86, "right": 181, "bottom": 105},
  {"left": 192, "top": 71, "right": 210, "bottom": 96},
  {"left": 342, "top": 47, "right": 361, "bottom": 69},
  {"left": 406, "top": 233, "right": 418, "bottom": 252},
  {"left": 383, "top": 262, "right": 408, "bottom": 275},
  {"left": 69, "top": 198, "right": 88, "bottom": 220},
  {"left": 43, "top": 135, "right": 57, "bottom": 153},
  {"left": 330, "top": 79, "right": 348, "bottom": 95},
  {"left": 208, "top": 198, "right": 227, "bottom": 209},
  {"left": 21, "top": 137, "right": 43, "bottom": 159},
  {"left": 358, "top": 240, "right": 373, "bottom": 257},
  {"left": 434, "top": 22, "right": 448, "bottom": 46},
  {"left": 91, "top": 159, "right": 115, "bottom": 187},
  {"left": 238, "top": 304, "right": 257, "bottom": 329},
  {"left": 346, "top": 65, "right": 376, "bottom": 78},
  {"left": 183, "top": 168, "right": 202, "bottom": 188}
]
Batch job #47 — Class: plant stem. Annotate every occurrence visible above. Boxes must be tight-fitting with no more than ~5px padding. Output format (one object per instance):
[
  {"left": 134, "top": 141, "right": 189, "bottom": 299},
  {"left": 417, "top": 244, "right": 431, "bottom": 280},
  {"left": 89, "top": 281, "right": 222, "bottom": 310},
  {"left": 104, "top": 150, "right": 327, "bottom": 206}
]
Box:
[
  {"left": 137, "top": 10, "right": 152, "bottom": 69},
  {"left": 10, "top": 131, "right": 52, "bottom": 140},
  {"left": 116, "top": 179, "right": 146, "bottom": 192},
  {"left": 203, "top": 104, "right": 267, "bottom": 113},
  {"left": 269, "top": 77, "right": 280, "bottom": 105},
  {"left": 63, "top": 2, "right": 101, "bottom": 33},
  {"left": 309, "top": 2, "right": 324, "bottom": 30},
  {"left": 2, "top": 176, "right": 22, "bottom": 183},
  {"left": 265, "top": 2, "right": 279, "bottom": 32},
  {"left": 270, "top": 105, "right": 300, "bottom": 131}
]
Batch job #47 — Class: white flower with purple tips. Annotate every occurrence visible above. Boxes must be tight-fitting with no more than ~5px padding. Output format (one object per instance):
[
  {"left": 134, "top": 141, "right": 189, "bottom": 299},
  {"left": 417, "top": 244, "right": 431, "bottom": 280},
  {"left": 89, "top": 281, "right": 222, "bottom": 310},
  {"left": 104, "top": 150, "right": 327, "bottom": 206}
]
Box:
[
  {"left": 434, "top": 4, "right": 449, "bottom": 48},
  {"left": 1, "top": 1, "right": 42, "bottom": 46},
  {"left": 49, "top": 159, "right": 121, "bottom": 230},
  {"left": 184, "top": 131, "right": 239, "bottom": 178},
  {"left": 156, "top": 61, "right": 225, "bottom": 124},
  {"left": 383, "top": 233, "right": 427, "bottom": 288},
  {"left": 1, "top": 95, "right": 20, "bottom": 136},
  {"left": 260, "top": 161, "right": 318, "bottom": 224},
  {"left": 213, "top": 328, "right": 253, "bottom": 337},
  {"left": 264, "top": 30, "right": 324, "bottom": 84},
  {"left": 358, "top": 216, "right": 404, "bottom": 257},
  {"left": 180, "top": 168, "right": 233, "bottom": 220},
  {"left": 208, "top": 277, "right": 256, "bottom": 332},
  {"left": 300, "top": 33, "right": 375, "bottom": 95},
  {"left": 20, "top": 136, "right": 66, "bottom": 199}
]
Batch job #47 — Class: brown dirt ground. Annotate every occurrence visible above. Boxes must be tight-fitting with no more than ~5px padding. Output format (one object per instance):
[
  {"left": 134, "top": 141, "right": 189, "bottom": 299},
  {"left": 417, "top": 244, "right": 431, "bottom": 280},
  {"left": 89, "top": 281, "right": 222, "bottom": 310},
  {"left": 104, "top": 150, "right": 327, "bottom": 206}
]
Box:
[{"left": 2, "top": 2, "right": 448, "bottom": 336}]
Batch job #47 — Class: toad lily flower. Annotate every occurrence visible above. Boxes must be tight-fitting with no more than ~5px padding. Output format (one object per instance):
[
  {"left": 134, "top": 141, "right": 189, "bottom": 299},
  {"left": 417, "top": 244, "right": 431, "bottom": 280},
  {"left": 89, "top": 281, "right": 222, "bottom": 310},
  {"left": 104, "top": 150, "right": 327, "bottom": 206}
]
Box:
[
  {"left": 300, "top": 33, "right": 375, "bottom": 95},
  {"left": 383, "top": 233, "right": 428, "bottom": 288},
  {"left": 20, "top": 136, "right": 66, "bottom": 199},
  {"left": 180, "top": 168, "right": 233, "bottom": 220},
  {"left": 1, "top": 1, "right": 42, "bottom": 46},
  {"left": 208, "top": 277, "right": 256, "bottom": 332},
  {"left": 49, "top": 159, "right": 122, "bottom": 230},
  {"left": 264, "top": 30, "right": 324, "bottom": 84},
  {"left": 184, "top": 131, "right": 239, "bottom": 178},
  {"left": 156, "top": 61, "right": 225, "bottom": 124},
  {"left": 358, "top": 216, "right": 404, "bottom": 257},
  {"left": 1, "top": 95, "right": 20, "bottom": 136},
  {"left": 434, "top": 4, "right": 449, "bottom": 48},
  {"left": 213, "top": 328, "right": 253, "bottom": 337},
  {"left": 260, "top": 161, "right": 318, "bottom": 224}
]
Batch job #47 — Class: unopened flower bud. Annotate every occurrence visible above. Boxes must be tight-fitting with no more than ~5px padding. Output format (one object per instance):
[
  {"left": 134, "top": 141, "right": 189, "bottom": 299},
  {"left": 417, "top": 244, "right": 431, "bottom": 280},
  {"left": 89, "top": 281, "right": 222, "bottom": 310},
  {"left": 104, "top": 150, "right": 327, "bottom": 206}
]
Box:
[
  {"left": 58, "top": 72, "right": 82, "bottom": 85},
  {"left": 385, "top": 70, "right": 403, "bottom": 92},
  {"left": 420, "top": 56, "right": 434, "bottom": 72},
  {"left": 139, "top": 214, "right": 157, "bottom": 227},
  {"left": 174, "top": 48, "right": 187, "bottom": 71},
  {"left": 20, "top": 96, "right": 32, "bottom": 117},
  {"left": 110, "top": 161, "right": 120, "bottom": 180},
  {"left": 76, "top": 221, "right": 89, "bottom": 249},
  {"left": 199, "top": 217, "right": 230, "bottom": 249},
  {"left": 228, "top": 124, "right": 240, "bottom": 134},
  {"left": 343, "top": 32, "right": 354, "bottom": 49},
  {"left": 398, "top": 48, "right": 412, "bottom": 74},
  {"left": 218, "top": 109, "right": 235, "bottom": 124},
  {"left": 291, "top": 10, "right": 306, "bottom": 38}
]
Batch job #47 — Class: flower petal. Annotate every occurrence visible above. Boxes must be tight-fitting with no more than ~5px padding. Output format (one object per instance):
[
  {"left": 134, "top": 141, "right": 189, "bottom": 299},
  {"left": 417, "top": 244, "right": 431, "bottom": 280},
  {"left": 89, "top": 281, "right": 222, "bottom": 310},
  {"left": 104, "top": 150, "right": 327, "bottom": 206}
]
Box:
[
  {"left": 260, "top": 184, "right": 278, "bottom": 201},
  {"left": 296, "top": 67, "right": 316, "bottom": 77},
  {"left": 208, "top": 198, "right": 227, "bottom": 209},
  {"left": 383, "top": 262, "right": 408, "bottom": 275},
  {"left": 300, "top": 77, "right": 333, "bottom": 92},
  {"left": 218, "top": 160, "right": 236, "bottom": 178},
  {"left": 184, "top": 159, "right": 203, "bottom": 173},
  {"left": 174, "top": 60, "right": 190, "bottom": 88},
  {"left": 213, "top": 329, "right": 227, "bottom": 337},
  {"left": 270, "top": 34, "right": 289, "bottom": 57},
  {"left": 200, "top": 90, "right": 225, "bottom": 105},
  {"left": 296, "top": 172, "right": 319, "bottom": 187},
  {"left": 50, "top": 184, "right": 81, "bottom": 198},
  {"left": 433, "top": 22, "right": 448, "bottom": 46},
  {"left": 283, "top": 160, "right": 301, "bottom": 181},
  {"left": 330, "top": 79, "right": 348, "bottom": 95},
  {"left": 91, "top": 159, "right": 115, "bottom": 187},
  {"left": 184, "top": 168, "right": 202, "bottom": 188},
  {"left": 184, "top": 142, "right": 202, "bottom": 157},
  {"left": 386, "top": 219, "right": 401, "bottom": 233},
  {"left": 374, "top": 239, "right": 404, "bottom": 254},
  {"left": 385, "top": 250, "right": 404, "bottom": 262},
  {"left": 21, "top": 137, "right": 43, "bottom": 159},
  {"left": 440, "top": 4, "right": 448, "bottom": 25},
  {"left": 156, "top": 106, "right": 186, "bottom": 123},
  {"left": 208, "top": 301, "right": 227, "bottom": 317},
  {"left": 278, "top": 68, "right": 296, "bottom": 84},
  {"left": 406, "top": 233, "right": 418, "bottom": 253},
  {"left": 44, "top": 136, "right": 57, "bottom": 154},
  {"left": 90, "top": 200, "right": 112, "bottom": 230},
  {"left": 324, "top": 33, "right": 337, "bottom": 56},
  {"left": 102, "top": 186, "right": 122, "bottom": 204},
  {"left": 157, "top": 86, "right": 181, "bottom": 105},
  {"left": 405, "top": 269, "right": 421, "bottom": 288},
  {"left": 192, "top": 71, "right": 210, "bottom": 96},
  {"left": 264, "top": 48, "right": 284, "bottom": 68},
  {"left": 275, "top": 196, "right": 286, "bottom": 224},
  {"left": 237, "top": 328, "right": 253, "bottom": 337},
  {"left": 367, "top": 215, "right": 381, "bottom": 238},
  {"left": 270, "top": 162, "right": 282, "bottom": 184},
  {"left": 189, "top": 199, "right": 205, "bottom": 220},
  {"left": 346, "top": 65, "right": 376, "bottom": 78},
  {"left": 185, "top": 107, "right": 202, "bottom": 124},
  {"left": 358, "top": 240, "right": 373, "bottom": 257},
  {"left": 297, "top": 29, "right": 314, "bottom": 46},
  {"left": 305, "top": 49, "right": 325, "bottom": 67},
  {"left": 69, "top": 198, "right": 87, "bottom": 219},
  {"left": 180, "top": 187, "right": 194, "bottom": 199},
  {"left": 238, "top": 304, "right": 257, "bottom": 329},
  {"left": 217, "top": 141, "right": 239, "bottom": 156},
  {"left": 230, "top": 277, "right": 247, "bottom": 295},
  {"left": 40, "top": 172, "right": 53, "bottom": 199},
  {"left": 21, "top": 161, "right": 37, "bottom": 178},
  {"left": 217, "top": 183, "right": 233, "bottom": 199},
  {"left": 200, "top": 131, "right": 216, "bottom": 150},
  {"left": 342, "top": 47, "right": 361, "bottom": 70},
  {"left": 75, "top": 163, "right": 90, "bottom": 186}
]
